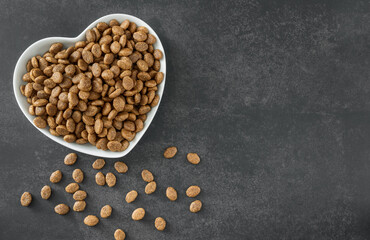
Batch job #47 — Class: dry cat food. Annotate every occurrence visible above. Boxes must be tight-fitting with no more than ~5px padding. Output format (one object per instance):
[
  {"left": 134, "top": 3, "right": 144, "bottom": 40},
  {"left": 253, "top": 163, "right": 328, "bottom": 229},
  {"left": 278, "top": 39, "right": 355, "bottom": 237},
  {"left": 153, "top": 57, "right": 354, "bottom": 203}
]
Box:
[
  {"left": 189, "top": 200, "right": 202, "bottom": 213},
  {"left": 132, "top": 207, "right": 145, "bottom": 220},
  {"left": 73, "top": 190, "right": 87, "bottom": 200},
  {"left": 50, "top": 170, "right": 62, "bottom": 183},
  {"left": 114, "top": 229, "right": 126, "bottom": 240},
  {"left": 166, "top": 187, "right": 178, "bottom": 201},
  {"left": 114, "top": 161, "right": 128, "bottom": 173},
  {"left": 141, "top": 169, "right": 154, "bottom": 182},
  {"left": 187, "top": 153, "right": 200, "bottom": 164},
  {"left": 73, "top": 200, "right": 86, "bottom": 212},
  {"left": 84, "top": 215, "right": 99, "bottom": 226},
  {"left": 72, "top": 168, "right": 84, "bottom": 183},
  {"left": 186, "top": 185, "right": 201, "bottom": 197},
  {"left": 65, "top": 182, "right": 80, "bottom": 193},
  {"left": 20, "top": 192, "right": 32, "bottom": 206},
  {"left": 64, "top": 153, "right": 77, "bottom": 165},
  {"left": 95, "top": 171, "right": 106, "bottom": 186},
  {"left": 54, "top": 203, "right": 70, "bottom": 215},
  {"left": 164, "top": 146, "right": 177, "bottom": 159},
  {"left": 100, "top": 204, "right": 113, "bottom": 218},
  {"left": 145, "top": 181, "right": 157, "bottom": 194},
  {"left": 154, "top": 217, "right": 166, "bottom": 231},
  {"left": 92, "top": 158, "right": 105, "bottom": 169},
  {"left": 40, "top": 185, "right": 52, "bottom": 200},
  {"left": 125, "top": 190, "right": 138, "bottom": 203},
  {"left": 20, "top": 19, "right": 164, "bottom": 152},
  {"left": 106, "top": 172, "right": 117, "bottom": 187}
]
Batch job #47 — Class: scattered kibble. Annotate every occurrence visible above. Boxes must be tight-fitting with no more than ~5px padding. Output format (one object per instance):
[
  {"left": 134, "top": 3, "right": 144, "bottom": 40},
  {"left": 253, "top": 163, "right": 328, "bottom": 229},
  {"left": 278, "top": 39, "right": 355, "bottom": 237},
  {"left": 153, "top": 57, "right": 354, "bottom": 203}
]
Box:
[
  {"left": 100, "top": 205, "right": 113, "bottom": 218},
  {"left": 72, "top": 169, "right": 84, "bottom": 183},
  {"left": 65, "top": 183, "right": 80, "bottom": 193},
  {"left": 166, "top": 187, "right": 177, "bottom": 201},
  {"left": 114, "top": 161, "right": 128, "bottom": 173},
  {"left": 145, "top": 181, "right": 157, "bottom": 194},
  {"left": 64, "top": 153, "right": 77, "bottom": 165},
  {"left": 132, "top": 208, "right": 145, "bottom": 220},
  {"left": 54, "top": 203, "right": 70, "bottom": 215},
  {"left": 92, "top": 158, "right": 105, "bottom": 169},
  {"left": 40, "top": 185, "right": 51, "bottom": 200},
  {"left": 187, "top": 153, "right": 200, "bottom": 165},
  {"left": 95, "top": 172, "right": 106, "bottom": 186},
  {"left": 73, "top": 200, "right": 86, "bottom": 212},
  {"left": 73, "top": 190, "right": 87, "bottom": 201},
  {"left": 50, "top": 170, "right": 62, "bottom": 183},
  {"left": 84, "top": 215, "right": 99, "bottom": 226},
  {"left": 164, "top": 146, "right": 177, "bottom": 159},
  {"left": 125, "top": 190, "right": 138, "bottom": 203},
  {"left": 114, "top": 229, "right": 126, "bottom": 240},
  {"left": 186, "top": 185, "right": 201, "bottom": 198},
  {"left": 141, "top": 169, "right": 154, "bottom": 182},
  {"left": 189, "top": 200, "right": 202, "bottom": 213},
  {"left": 20, "top": 192, "right": 32, "bottom": 206},
  {"left": 154, "top": 217, "right": 166, "bottom": 231},
  {"left": 106, "top": 172, "right": 117, "bottom": 187}
]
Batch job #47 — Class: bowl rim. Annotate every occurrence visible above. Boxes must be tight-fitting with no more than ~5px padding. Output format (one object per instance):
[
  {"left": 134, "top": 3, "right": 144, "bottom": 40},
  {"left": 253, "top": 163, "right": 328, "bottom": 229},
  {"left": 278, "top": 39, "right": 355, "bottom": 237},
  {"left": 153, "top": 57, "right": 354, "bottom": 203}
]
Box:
[{"left": 13, "top": 13, "right": 166, "bottom": 158}]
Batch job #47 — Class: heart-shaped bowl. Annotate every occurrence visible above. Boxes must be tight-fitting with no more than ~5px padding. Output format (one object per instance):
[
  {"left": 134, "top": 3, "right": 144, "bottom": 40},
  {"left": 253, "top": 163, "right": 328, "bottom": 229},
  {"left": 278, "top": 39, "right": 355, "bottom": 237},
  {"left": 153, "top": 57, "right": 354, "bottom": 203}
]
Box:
[{"left": 13, "top": 13, "right": 166, "bottom": 158}]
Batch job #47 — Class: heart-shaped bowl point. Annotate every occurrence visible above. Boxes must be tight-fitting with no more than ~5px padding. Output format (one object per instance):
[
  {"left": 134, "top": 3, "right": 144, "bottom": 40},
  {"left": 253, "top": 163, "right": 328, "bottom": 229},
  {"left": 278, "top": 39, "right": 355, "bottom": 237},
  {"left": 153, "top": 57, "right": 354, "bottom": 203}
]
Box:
[{"left": 13, "top": 14, "right": 166, "bottom": 158}]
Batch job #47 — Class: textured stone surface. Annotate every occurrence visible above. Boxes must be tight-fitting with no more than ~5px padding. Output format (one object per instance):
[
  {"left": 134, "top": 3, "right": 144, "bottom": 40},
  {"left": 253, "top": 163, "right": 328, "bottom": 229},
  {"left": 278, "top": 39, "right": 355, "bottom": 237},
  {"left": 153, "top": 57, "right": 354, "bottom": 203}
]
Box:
[{"left": 0, "top": 0, "right": 370, "bottom": 239}]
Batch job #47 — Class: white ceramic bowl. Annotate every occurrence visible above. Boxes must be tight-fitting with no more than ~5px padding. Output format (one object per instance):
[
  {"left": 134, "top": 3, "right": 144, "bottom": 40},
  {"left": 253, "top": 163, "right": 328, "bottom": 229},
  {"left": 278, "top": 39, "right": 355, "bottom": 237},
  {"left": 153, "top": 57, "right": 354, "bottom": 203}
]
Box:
[{"left": 13, "top": 14, "right": 166, "bottom": 158}]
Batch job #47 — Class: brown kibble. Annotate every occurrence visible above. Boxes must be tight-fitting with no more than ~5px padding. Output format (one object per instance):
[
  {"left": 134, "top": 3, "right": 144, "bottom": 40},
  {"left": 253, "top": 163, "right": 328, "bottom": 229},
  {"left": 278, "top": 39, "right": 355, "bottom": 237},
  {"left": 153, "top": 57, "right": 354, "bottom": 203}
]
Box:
[
  {"left": 141, "top": 170, "right": 154, "bottom": 182},
  {"left": 190, "top": 200, "right": 202, "bottom": 213},
  {"left": 132, "top": 208, "right": 145, "bottom": 220},
  {"left": 106, "top": 172, "right": 117, "bottom": 187},
  {"left": 64, "top": 153, "right": 77, "bottom": 165},
  {"left": 54, "top": 203, "right": 69, "bottom": 215},
  {"left": 95, "top": 172, "right": 105, "bottom": 186},
  {"left": 166, "top": 187, "right": 177, "bottom": 201},
  {"left": 20, "top": 192, "right": 32, "bottom": 206},
  {"left": 187, "top": 153, "right": 200, "bottom": 165},
  {"left": 33, "top": 117, "right": 47, "bottom": 128},
  {"left": 145, "top": 181, "right": 157, "bottom": 194},
  {"left": 84, "top": 215, "right": 99, "bottom": 226},
  {"left": 186, "top": 186, "right": 201, "bottom": 198},
  {"left": 92, "top": 158, "right": 105, "bottom": 169},
  {"left": 100, "top": 204, "right": 112, "bottom": 218},
  {"left": 153, "top": 49, "right": 163, "bottom": 59},
  {"left": 114, "top": 229, "right": 126, "bottom": 240},
  {"left": 107, "top": 141, "right": 122, "bottom": 152},
  {"left": 72, "top": 169, "right": 84, "bottom": 183},
  {"left": 40, "top": 185, "right": 51, "bottom": 200},
  {"left": 73, "top": 200, "right": 86, "bottom": 212},
  {"left": 154, "top": 217, "right": 166, "bottom": 231},
  {"left": 65, "top": 183, "right": 80, "bottom": 193},
  {"left": 73, "top": 190, "right": 87, "bottom": 201},
  {"left": 114, "top": 161, "right": 128, "bottom": 173},
  {"left": 164, "top": 146, "right": 177, "bottom": 159},
  {"left": 50, "top": 170, "right": 62, "bottom": 183},
  {"left": 125, "top": 190, "right": 138, "bottom": 203}
]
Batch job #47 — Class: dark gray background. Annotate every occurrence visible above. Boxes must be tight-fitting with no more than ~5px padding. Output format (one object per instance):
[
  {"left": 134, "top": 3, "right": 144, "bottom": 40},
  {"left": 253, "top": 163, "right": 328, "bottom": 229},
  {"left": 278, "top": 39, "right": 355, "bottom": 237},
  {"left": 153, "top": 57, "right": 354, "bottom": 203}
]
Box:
[{"left": 0, "top": 0, "right": 369, "bottom": 239}]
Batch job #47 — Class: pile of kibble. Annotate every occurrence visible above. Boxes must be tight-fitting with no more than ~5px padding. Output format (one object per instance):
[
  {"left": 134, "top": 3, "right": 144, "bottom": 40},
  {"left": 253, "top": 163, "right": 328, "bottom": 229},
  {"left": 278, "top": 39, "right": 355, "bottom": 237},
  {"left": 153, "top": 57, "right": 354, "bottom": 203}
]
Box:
[
  {"left": 19, "top": 19, "right": 164, "bottom": 152},
  {"left": 20, "top": 146, "right": 202, "bottom": 239}
]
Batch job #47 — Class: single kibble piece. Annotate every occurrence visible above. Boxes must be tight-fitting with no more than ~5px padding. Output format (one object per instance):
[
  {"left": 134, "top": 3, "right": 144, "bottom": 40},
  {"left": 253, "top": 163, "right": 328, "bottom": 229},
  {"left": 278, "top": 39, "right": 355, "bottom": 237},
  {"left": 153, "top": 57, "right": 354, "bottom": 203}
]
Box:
[
  {"left": 154, "top": 217, "right": 166, "bottom": 231},
  {"left": 54, "top": 203, "right": 70, "bottom": 215},
  {"left": 73, "top": 190, "right": 87, "bottom": 201},
  {"left": 114, "top": 229, "right": 126, "bottom": 240},
  {"left": 95, "top": 172, "right": 106, "bottom": 186},
  {"left": 92, "top": 158, "right": 105, "bottom": 169},
  {"left": 64, "top": 153, "right": 77, "bottom": 165},
  {"left": 106, "top": 172, "right": 117, "bottom": 187},
  {"left": 73, "top": 200, "right": 86, "bottom": 212},
  {"left": 100, "top": 205, "right": 113, "bottom": 218},
  {"left": 187, "top": 153, "right": 200, "bottom": 165},
  {"left": 20, "top": 192, "right": 32, "bottom": 206},
  {"left": 186, "top": 185, "right": 201, "bottom": 198},
  {"left": 40, "top": 185, "right": 52, "bottom": 200},
  {"left": 190, "top": 200, "right": 202, "bottom": 213},
  {"left": 65, "top": 183, "right": 80, "bottom": 193},
  {"left": 50, "top": 170, "right": 62, "bottom": 183},
  {"left": 125, "top": 190, "right": 138, "bottom": 203},
  {"left": 145, "top": 181, "right": 157, "bottom": 194},
  {"left": 84, "top": 215, "right": 99, "bottom": 226},
  {"left": 132, "top": 208, "right": 145, "bottom": 220},
  {"left": 164, "top": 146, "right": 177, "bottom": 159},
  {"left": 141, "top": 169, "right": 154, "bottom": 182},
  {"left": 166, "top": 187, "right": 177, "bottom": 201},
  {"left": 72, "top": 169, "right": 84, "bottom": 183},
  {"left": 114, "top": 161, "right": 128, "bottom": 173}
]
